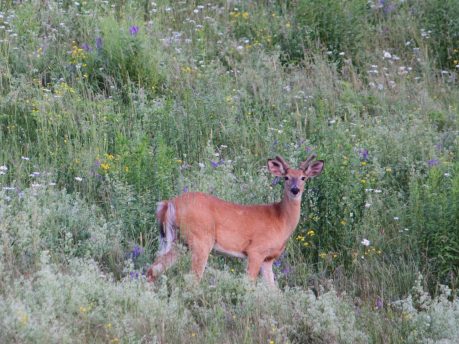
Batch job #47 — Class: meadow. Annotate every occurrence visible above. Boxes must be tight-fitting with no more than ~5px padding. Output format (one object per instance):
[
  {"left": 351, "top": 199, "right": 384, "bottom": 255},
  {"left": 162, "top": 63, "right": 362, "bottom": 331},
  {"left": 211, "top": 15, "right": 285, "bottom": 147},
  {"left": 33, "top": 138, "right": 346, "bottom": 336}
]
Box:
[{"left": 0, "top": 0, "right": 458, "bottom": 342}]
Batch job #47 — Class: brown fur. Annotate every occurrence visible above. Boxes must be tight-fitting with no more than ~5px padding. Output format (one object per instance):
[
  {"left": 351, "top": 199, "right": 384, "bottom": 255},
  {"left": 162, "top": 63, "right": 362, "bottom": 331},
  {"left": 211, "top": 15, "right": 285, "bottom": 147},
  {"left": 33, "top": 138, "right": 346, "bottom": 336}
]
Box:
[{"left": 147, "top": 155, "right": 324, "bottom": 286}]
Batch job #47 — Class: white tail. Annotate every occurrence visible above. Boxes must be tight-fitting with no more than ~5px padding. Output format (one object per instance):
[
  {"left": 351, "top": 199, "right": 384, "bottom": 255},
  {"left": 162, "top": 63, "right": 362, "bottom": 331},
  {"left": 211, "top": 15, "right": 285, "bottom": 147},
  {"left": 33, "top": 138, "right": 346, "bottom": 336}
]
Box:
[{"left": 147, "top": 155, "right": 324, "bottom": 286}]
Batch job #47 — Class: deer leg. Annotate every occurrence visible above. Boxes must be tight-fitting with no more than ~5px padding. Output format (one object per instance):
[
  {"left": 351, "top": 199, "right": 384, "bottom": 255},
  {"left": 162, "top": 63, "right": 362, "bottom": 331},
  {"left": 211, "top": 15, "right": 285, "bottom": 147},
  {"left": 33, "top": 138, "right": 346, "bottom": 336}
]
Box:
[
  {"left": 147, "top": 245, "right": 180, "bottom": 282},
  {"left": 246, "top": 253, "right": 264, "bottom": 282},
  {"left": 261, "top": 259, "right": 277, "bottom": 287},
  {"left": 189, "top": 240, "right": 213, "bottom": 281}
]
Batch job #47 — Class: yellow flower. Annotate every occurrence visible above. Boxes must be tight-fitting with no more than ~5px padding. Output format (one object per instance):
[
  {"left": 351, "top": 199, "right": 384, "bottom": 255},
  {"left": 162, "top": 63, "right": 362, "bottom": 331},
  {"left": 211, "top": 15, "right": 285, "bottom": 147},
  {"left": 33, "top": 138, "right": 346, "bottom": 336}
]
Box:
[
  {"left": 319, "top": 252, "right": 327, "bottom": 259},
  {"left": 340, "top": 220, "right": 347, "bottom": 225},
  {"left": 307, "top": 229, "right": 315, "bottom": 237},
  {"left": 105, "top": 323, "right": 112, "bottom": 329},
  {"left": 242, "top": 11, "right": 249, "bottom": 19},
  {"left": 303, "top": 242, "right": 310, "bottom": 247},
  {"left": 385, "top": 167, "right": 392, "bottom": 173},
  {"left": 124, "top": 166, "right": 129, "bottom": 173},
  {"left": 191, "top": 332, "right": 196, "bottom": 337},
  {"left": 100, "top": 163, "right": 110, "bottom": 172}
]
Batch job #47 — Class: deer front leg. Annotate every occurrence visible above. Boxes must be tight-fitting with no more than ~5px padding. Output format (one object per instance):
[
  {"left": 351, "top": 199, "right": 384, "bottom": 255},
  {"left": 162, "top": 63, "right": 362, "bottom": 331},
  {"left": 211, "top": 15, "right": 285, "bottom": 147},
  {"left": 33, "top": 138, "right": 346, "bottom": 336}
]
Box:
[
  {"left": 246, "top": 253, "right": 264, "bottom": 282},
  {"left": 261, "top": 259, "right": 277, "bottom": 287}
]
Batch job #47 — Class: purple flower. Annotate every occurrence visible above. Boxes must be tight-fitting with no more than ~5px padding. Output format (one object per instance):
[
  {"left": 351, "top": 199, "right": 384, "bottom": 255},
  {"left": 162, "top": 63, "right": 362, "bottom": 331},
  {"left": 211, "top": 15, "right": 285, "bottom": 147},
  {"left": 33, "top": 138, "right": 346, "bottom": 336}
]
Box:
[
  {"left": 281, "top": 264, "right": 292, "bottom": 276},
  {"left": 305, "top": 146, "right": 313, "bottom": 153},
  {"left": 95, "top": 37, "right": 103, "bottom": 49},
  {"left": 130, "top": 245, "right": 143, "bottom": 260},
  {"left": 129, "top": 271, "right": 140, "bottom": 279},
  {"left": 271, "top": 176, "right": 281, "bottom": 186},
  {"left": 81, "top": 43, "right": 92, "bottom": 52},
  {"left": 428, "top": 159, "right": 439, "bottom": 167},
  {"left": 273, "top": 259, "right": 282, "bottom": 268},
  {"left": 129, "top": 25, "right": 139, "bottom": 36},
  {"left": 210, "top": 160, "right": 219, "bottom": 168},
  {"left": 183, "top": 186, "right": 189, "bottom": 193},
  {"left": 375, "top": 297, "right": 383, "bottom": 310},
  {"left": 359, "top": 148, "right": 369, "bottom": 161}
]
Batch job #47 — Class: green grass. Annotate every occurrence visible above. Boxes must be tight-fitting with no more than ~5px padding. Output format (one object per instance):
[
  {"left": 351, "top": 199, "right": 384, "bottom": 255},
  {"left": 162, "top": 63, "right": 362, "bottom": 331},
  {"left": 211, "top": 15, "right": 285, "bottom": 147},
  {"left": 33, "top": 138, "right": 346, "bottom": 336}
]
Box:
[{"left": 0, "top": 1, "right": 458, "bottom": 342}]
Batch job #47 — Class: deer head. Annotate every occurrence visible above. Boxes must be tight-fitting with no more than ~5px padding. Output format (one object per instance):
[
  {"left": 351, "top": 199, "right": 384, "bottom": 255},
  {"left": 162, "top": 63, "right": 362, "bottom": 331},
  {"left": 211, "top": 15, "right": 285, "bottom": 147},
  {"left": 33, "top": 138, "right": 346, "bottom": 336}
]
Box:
[{"left": 267, "top": 154, "right": 324, "bottom": 200}]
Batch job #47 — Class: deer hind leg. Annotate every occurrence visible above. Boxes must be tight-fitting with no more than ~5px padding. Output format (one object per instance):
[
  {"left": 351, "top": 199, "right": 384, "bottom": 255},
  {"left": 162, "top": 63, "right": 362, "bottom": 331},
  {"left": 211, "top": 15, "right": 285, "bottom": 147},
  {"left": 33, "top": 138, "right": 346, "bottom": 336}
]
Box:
[{"left": 147, "top": 245, "right": 180, "bottom": 282}]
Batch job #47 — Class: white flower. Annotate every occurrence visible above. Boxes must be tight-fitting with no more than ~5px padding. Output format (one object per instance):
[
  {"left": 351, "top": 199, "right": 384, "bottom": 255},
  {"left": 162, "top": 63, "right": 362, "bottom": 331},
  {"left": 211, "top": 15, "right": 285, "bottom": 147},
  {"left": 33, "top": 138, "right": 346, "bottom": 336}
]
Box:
[
  {"left": 365, "top": 203, "right": 372, "bottom": 208},
  {"left": 361, "top": 239, "right": 371, "bottom": 246},
  {"left": 444, "top": 173, "right": 451, "bottom": 177},
  {"left": 198, "top": 162, "right": 205, "bottom": 168},
  {"left": 383, "top": 51, "right": 392, "bottom": 59},
  {"left": 0, "top": 165, "right": 7, "bottom": 171},
  {"left": 393, "top": 217, "right": 399, "bottom": 221},
  {"left": 21, "top": 156, "right": 30, "bottom": 161},
  {"left": 75, "top": 177, "right": 83, "bottom": 182}
]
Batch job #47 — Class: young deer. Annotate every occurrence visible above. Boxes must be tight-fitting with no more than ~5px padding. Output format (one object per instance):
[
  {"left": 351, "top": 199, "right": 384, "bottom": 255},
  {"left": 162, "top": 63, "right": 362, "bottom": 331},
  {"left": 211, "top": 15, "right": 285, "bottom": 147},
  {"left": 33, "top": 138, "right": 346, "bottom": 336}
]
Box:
[{"left": 146, "top": 154, "right": 324, "bottom": 286}]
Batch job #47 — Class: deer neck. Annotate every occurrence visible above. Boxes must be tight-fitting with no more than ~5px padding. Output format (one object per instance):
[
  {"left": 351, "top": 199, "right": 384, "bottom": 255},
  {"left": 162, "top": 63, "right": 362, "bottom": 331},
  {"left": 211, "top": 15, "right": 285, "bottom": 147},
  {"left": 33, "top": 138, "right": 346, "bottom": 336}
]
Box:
[{"left": 278, "top": 191, "right": 302, "bottom": 234}]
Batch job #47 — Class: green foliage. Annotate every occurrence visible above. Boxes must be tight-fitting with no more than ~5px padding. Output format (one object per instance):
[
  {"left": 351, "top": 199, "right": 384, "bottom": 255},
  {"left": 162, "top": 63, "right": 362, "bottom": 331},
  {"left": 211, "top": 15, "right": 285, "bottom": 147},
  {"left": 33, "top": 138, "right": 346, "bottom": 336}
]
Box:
[
  {"left": 0, "top": 0, "right": 458, "bottom": 341},
  {"left": 409, "top": 162, "right": 459, "bottom": 286}
]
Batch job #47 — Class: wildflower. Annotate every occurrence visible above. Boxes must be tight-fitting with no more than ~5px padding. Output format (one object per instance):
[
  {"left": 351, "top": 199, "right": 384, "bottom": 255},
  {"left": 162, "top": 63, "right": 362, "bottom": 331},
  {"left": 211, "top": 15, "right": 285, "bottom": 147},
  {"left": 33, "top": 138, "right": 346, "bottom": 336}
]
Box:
[
  {"left": 96, "top": 37, "right": 103, "bottom": 49},
  {"left": 30, "top": 172, "right": 40, "bottom": 177},
  {"left": 319, "top": 252, "right": 327, "bottom": 259},
  {"left": 129, "top": 25, "right": 139, "bottom": 36},
  {"left": 271, "top": 176, "right": 280, "bottom": 186},
  {"left": 130, "top": 245, "right": 143, "bottom": 259},
  {"left": 340, "top": 220, "right": 347, "bottom": 225},
  {"left": 21, "top": 156, "right": 30, "bottom": 161},
  {"left": 0, "top": 165, "right": 7, "bottom": 175},
  {"left": 361, "top": 239, "right": 370, "bottom": 246},
  {"left": 183, "top": 186, "right": 189, "bottom": 193},
  {"left": 385, "top": 167, "right": 392, "bottom": 173},
  {"left": 359, "top": 148, "right": 369, "bottom": 161},
  {"left": 375, "top": 297, "right": 383, "bottom": 310},
  {"left": 210, "top": 160, "right": 219, "bottom": 168},
  {"left": 75, "top": 177, "right": 83, "bottom": 182},
  {"left": 427, "top": 159, "right": 439, "bottom": 167},
  {"left": 393, "top": 217, "right": 399, "bottom": 221},
  {"left": 365, "top": 203, "right": 372, "bottom": 208},
  {"left": 307, "top": 230, "right": 315, "bottom": 237},
  {"left": 100, "top": 162, "right": 110, "bottom": 172},
  {"left": 383, "top": 51, "right": 392, "bottom": 59},
  {"left": 444, "top": 172, "right": 451, "bottom": 177},
  {"left": 81, "top": 43, "right": 92, "bottom": 52}
]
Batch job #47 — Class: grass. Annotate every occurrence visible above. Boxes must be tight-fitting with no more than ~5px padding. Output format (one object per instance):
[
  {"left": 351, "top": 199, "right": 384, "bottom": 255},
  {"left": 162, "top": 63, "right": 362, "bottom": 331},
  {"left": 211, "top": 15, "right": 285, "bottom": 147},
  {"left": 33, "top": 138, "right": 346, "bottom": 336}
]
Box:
[{"left": 0, "top": 0, "right": 458, "bottom": 342}]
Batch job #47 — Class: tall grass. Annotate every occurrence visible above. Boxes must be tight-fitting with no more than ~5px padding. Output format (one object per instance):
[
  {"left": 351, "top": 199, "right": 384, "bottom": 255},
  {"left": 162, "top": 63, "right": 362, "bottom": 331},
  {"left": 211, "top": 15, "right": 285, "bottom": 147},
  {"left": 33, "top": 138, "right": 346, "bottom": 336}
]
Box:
[{"left": 0, "top": 0, "right": 458, "bottom": 342}]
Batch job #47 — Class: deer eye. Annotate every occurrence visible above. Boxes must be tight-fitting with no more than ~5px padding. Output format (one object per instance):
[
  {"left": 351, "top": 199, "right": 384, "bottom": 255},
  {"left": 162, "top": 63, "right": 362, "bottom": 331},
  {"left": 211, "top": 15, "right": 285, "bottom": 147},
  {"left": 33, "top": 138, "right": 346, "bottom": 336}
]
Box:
[
  {"left": 301, "top": 176, "right": 306, "bottom": 181},
  {"left": 284, "top": 176, "right": 289, "bottom": 180}
]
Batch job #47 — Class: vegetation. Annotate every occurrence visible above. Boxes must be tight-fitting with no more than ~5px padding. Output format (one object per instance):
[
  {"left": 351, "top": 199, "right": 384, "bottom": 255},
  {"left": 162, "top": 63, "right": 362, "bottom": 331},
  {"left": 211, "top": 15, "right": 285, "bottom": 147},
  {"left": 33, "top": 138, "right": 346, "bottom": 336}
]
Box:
[{"left": 0, "top": 0, "right": 458, "bottom": 342}]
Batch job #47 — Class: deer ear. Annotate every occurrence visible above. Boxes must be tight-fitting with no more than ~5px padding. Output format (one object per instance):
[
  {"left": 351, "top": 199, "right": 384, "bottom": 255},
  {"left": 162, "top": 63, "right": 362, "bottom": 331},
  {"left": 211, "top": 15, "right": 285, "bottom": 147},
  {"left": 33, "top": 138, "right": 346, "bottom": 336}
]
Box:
[
  {"left": 268, "top": 159, "right": 286, "bottom": 176},
  {"left": 304, "top": 160, "right": 324, "bottom": 178}
]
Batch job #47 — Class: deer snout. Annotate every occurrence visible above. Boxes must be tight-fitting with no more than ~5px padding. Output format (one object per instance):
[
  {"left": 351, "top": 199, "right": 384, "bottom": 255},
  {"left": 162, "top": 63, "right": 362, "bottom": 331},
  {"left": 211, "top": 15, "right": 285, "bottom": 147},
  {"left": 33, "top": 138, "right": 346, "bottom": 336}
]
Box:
[{"left": 290, "top": 187, "right": 300, "bottom": 195}]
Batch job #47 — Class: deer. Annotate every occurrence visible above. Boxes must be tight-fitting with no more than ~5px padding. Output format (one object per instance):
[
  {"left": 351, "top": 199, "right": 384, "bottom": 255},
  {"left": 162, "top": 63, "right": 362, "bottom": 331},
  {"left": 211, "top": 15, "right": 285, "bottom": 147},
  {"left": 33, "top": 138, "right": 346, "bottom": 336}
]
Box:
[{"left": 146, "top": 154, "right": 324, "bottom": 286}]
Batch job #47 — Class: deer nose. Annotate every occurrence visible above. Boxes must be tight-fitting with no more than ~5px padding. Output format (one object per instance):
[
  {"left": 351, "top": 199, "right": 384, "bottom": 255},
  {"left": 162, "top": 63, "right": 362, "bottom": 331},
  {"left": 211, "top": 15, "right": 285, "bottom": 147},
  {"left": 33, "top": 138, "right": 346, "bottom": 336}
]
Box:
[{"left": 290, "top": 187, "right": 300, "bottom": 195}]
